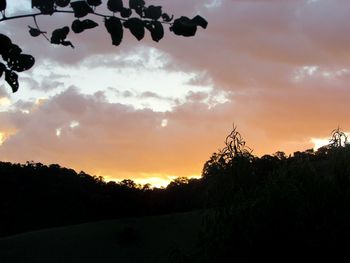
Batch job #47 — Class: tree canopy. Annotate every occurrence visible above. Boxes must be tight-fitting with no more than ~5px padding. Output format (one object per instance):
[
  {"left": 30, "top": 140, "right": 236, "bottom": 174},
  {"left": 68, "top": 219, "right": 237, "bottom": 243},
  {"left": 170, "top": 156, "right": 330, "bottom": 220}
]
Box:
[{"left": 0, "top": 0, "right": 208, "bottom": 92}]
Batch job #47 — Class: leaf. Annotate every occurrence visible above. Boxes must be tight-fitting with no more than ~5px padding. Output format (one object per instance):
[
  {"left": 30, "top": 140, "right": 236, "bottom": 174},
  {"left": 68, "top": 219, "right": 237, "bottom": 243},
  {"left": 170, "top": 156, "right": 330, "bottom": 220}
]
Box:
[
  {"left": 28, "top": 26, "right": 45, "bottom": 37},
  {"left": 0, "top": 34, "right": 12, "bottom": 55},
  {"left": 145, "top": 21, "right": 164, "bottom": 42},
  {"left": 87, "top": 0, "right": 101, "bottom": 7},
  {"left": 0, "top": 0, "right": 6, "bottom": 12},
  {"left": 61, "top": 41, "right": 74, "bottom": 48},
  {"left": 32, "top": 0, "right": 55, "bottom": 15},
  {"left": 2, "top": 44, "right": 22, "bottom": 62},
  {"left": 0, "top": 62, "right": 6, "bottom": 78},
  {"left": 7, "top": 54, "right": 35, "bottom": 72},
  {"left": 170, "top": 16, "right": 197, "bottom": 37},
  {"left": 5, "top": 70, "right": 18, "bottom": 93},
  {"left": 72, "top": 20, "right": 84, "bottom": 33},
  {"left": 105, "top": 17, "right": 123, "bottom": 46},
  {"left": 120, "top": 7, "right": 132, "bottom": 18},
  {"left": 70, "top": 1, "right": 93, "bottom": 18},
  {"left": 51, "top": 26, "right": 73, "bottom": 48},
  {"left": 191, "top": 15, "right": 208, "bottom": 29},
  {"left": 107, "top": 0, "right": 123, "bottom": 12},
  {"left": 55, "top": 0, "right": 70, "bottom": 8},
  {"left": 72, "top": 19, "right": 98, "bottom": 34},
  {"left": 124, "top": 18, "right": 144, "bottom": 41},
  {"left": 144, "top": 5, "right": 162, "bottom": 20},
  {"left": 129, "top": 0, "right": 145, "bottom": 10},
  {"left": 162, "top": 13, "right": 173, "bottom": 22}
]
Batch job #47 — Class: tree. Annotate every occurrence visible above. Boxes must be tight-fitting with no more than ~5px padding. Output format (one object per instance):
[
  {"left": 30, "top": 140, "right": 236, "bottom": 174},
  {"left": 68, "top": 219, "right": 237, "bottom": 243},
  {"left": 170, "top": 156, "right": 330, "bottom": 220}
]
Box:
[{"left": 0, "top": 0, "right": 208, "bottom": 92}]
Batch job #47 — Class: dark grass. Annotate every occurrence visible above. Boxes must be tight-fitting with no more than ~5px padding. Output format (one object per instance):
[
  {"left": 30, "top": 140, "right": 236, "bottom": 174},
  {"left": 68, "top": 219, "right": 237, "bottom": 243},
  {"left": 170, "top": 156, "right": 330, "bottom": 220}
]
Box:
[{"left": 0, "top": 211, "right": 202, "bottom": 263}]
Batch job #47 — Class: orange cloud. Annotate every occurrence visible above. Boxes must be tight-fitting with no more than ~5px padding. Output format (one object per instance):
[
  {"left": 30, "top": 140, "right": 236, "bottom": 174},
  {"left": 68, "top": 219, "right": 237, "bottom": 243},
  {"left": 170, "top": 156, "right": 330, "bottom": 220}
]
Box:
[{"left": 1, "top": 0, "right": 350, "bottom": 185}]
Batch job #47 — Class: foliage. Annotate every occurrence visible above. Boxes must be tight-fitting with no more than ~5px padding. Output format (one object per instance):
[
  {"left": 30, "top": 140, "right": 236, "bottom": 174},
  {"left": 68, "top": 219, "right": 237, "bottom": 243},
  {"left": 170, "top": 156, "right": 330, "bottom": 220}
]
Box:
[
  {"left": 197, "top": 127, "right": 350, "bottom": 260},
  {"left": 0, "top": 0, "right": 208, "bottom": 92}
]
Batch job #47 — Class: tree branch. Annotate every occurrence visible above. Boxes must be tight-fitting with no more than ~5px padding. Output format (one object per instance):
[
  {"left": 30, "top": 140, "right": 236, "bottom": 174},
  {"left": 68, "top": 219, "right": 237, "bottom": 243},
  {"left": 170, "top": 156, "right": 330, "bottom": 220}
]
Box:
[
  {"left": 0, "top": 10, "right": 173, "bottom": 24},
  {"left": 33, "top": 15, "right": 50, "bottom": 42}
]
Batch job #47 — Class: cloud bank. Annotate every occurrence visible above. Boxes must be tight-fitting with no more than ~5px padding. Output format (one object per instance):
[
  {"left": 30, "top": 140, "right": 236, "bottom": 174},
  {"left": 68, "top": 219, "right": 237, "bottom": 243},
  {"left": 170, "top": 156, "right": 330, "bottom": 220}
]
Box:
[{"left": 1, "top": 0, "right": 350, "bottom": 183}]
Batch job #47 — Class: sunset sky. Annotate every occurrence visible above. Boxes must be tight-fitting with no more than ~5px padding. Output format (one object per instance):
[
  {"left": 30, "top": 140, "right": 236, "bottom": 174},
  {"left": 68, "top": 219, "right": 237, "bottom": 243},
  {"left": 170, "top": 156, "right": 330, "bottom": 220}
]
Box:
[{"left": 0, "top": 0, "right": 350, "bottom": 187}]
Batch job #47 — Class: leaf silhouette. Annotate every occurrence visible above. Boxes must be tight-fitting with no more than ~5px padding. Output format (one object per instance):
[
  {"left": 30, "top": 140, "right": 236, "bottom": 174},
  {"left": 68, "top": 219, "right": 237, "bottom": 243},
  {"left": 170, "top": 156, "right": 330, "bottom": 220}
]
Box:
[
  {"left": 145, "top": 21, "right": 164, "bottom": 42},
  {"left": 28, "top": 26, "right": 45, "bottom": 37},
  {"left": 191, "top": 15, "right": 208, "bottom": 29},
  {"left": 0, "top": 34, "right": 12, "bottom": 55},
  {"left": 72, "top": 19, "right": 98, "bottom": 34},
  {"left": 162, "top": 13, "right": 173, "bottom": 22},
  {"left": 5, "top": 69, "right": 18, "bottom": 93},
  {"left": 55, "top": 0, "right": 70, "bottom": 8},
  {"left": 120, "top": 7, "right": 132, "bottom": 18},
  {"left": 7, "top": 54, "right": 35, "bottom": 72},
  {"left": 0, "top": 62, "right": 5, "bottom": 78},
  {"left": 2, "top": 44, "right": 22, "bottom": 62},
  {"left": 107, "top": 0, "right": 123, "bottom": 13},
  {"left": 87, "top": 0, "right": 101, "bottom": 7},
  {"left": 0, "top": 0, "right": 6, "bottom": 12},
  {"left": 32, "top": 0, "right": 55, "bottom": 15},
  {"left": 124, "top": 18, "right": 144, "bottom": 41},
  {"left": 70, "top": 1, "right": 93, "bottom": 18},
  {"left": 105, "top": 17, "right": 123, "bottom": 46},
  {"left": 144, "top": 5, "right": 162, "bottom": 20},
  {"left": 51, "top": 26, "right": 73, "bottom": 48},
  {"left": 129, "top": 0, "right": 145, "bottom": 10},
  {"left": 170, "top": 16, "right": 197, "bottom": 37}
]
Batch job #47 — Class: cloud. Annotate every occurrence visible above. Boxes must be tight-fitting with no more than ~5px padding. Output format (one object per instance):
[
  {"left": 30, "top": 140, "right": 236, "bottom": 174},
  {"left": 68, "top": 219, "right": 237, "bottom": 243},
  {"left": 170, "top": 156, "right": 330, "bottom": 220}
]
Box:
[
  {"left": 0, "top": 88, "right": 227, "bottom": 180},
  {"left": 1, "top": 0, "right": 350, "bottom": 183}
]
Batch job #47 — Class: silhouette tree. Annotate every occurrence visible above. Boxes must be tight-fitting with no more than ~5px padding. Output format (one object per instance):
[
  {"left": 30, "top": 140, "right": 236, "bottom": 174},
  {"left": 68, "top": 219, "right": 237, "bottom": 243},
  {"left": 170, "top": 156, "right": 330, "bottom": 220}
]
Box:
[{"left": 0, "top": 0, "right": 208, "bottom": 92}]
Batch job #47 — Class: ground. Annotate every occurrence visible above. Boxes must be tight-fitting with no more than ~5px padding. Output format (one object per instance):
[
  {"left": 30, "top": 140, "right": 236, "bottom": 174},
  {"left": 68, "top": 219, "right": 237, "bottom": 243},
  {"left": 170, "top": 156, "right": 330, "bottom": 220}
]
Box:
[{"left": 0, "top": 211, "right": 202, "bottom": 263}]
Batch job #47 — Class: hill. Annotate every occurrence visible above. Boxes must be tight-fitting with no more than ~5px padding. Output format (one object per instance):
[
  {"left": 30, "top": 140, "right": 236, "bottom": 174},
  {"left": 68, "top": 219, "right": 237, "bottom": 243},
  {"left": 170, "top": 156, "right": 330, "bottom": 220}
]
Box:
[{"left": 0, "top": 211, "right": 202, "bottom": 263}]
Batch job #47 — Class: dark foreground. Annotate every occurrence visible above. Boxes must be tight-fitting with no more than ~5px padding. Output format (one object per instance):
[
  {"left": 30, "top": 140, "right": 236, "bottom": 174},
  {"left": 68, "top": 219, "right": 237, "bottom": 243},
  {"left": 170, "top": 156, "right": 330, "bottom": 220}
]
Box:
[
  {"left": 0, "top": 212, "right": 202, "bottom": 263},
  {"left": 2, "top": 129, "right": 350, "bottom": 261}
]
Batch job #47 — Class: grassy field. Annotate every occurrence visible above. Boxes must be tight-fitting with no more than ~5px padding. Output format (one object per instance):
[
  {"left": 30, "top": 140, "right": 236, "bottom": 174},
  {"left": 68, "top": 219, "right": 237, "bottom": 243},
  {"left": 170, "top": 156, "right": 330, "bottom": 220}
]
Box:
[{"left": 0, "top": 211, "right": 203, "bottom": 263}]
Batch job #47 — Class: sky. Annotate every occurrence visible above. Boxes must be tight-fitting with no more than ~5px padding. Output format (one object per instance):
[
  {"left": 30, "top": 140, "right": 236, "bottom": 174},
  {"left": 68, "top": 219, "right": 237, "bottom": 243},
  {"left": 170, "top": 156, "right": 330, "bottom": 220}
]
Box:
[{"left": 0, "top": 0, "right": 350, "bottom": 187}]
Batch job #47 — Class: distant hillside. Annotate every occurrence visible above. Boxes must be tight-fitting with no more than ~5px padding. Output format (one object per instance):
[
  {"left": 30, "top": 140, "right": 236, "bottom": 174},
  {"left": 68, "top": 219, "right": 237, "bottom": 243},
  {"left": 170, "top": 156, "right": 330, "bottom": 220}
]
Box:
[{"left": 0, "top": 211, "right": 202, "bottom": 263}]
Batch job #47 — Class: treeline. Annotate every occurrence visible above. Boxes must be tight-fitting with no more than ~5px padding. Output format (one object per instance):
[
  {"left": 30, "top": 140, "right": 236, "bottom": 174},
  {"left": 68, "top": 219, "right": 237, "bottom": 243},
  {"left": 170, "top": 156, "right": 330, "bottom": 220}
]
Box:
[{"left": 0, "top": 162, "right": 205, "bottom": 237}]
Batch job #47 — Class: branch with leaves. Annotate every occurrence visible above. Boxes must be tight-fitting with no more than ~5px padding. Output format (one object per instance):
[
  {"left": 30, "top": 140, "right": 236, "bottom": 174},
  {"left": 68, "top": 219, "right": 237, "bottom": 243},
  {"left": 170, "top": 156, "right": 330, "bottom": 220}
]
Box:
[{"left": 0, "top": 0, "right": 208, "bottom": 93}]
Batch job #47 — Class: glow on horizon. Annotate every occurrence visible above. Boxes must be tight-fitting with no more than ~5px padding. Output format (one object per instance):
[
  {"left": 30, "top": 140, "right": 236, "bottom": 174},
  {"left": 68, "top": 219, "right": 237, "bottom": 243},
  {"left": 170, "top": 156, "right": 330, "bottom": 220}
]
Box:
[
  {"left": 0, "top": 133, "right": 4, "bottom": 145},
  {"left": 132, "top": 174, "right": 201, "bottom": 188},
  {"left": 101, "top": 172, "right": 201, "bottom": 188},
  {"left": 311, "top": 138, "right": 329, "bottom": 150},
  {"left": 311, "top": 131, "right": 350, "bottom": 150}
]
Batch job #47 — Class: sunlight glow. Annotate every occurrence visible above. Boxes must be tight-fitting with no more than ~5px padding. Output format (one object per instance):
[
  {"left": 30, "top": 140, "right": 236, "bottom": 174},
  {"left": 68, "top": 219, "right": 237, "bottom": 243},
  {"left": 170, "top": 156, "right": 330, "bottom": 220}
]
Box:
[
  {"left": 0, "top": 97, "right": 10, "bottom": 107},
  {"left": 311, "top": 138, "right": 329, "bottom": 150},
  {"left": 161, "top": 119, "right": 168, "bottom": 128},
  {"left": 133, "top": 174, "right": 201, "bottom": 188},
  {"left": 0, "top": 133, "right": 5, "bottom": 145},
  {"left": 56, "top": 128, "right": 62, "bottom": 137},
  {"left": 311, "top": 131, "right": 350, "bottom": 150},
  {"left": 70, "top": 121, "right": 80, "bottom": 129}
]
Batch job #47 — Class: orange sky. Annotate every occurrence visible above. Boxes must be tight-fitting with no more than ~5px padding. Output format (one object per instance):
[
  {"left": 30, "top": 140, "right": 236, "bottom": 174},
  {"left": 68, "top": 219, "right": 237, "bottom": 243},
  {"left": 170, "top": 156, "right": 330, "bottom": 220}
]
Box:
[{"left": 1, "top": 0, "right": 350, "bottom": 186}]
